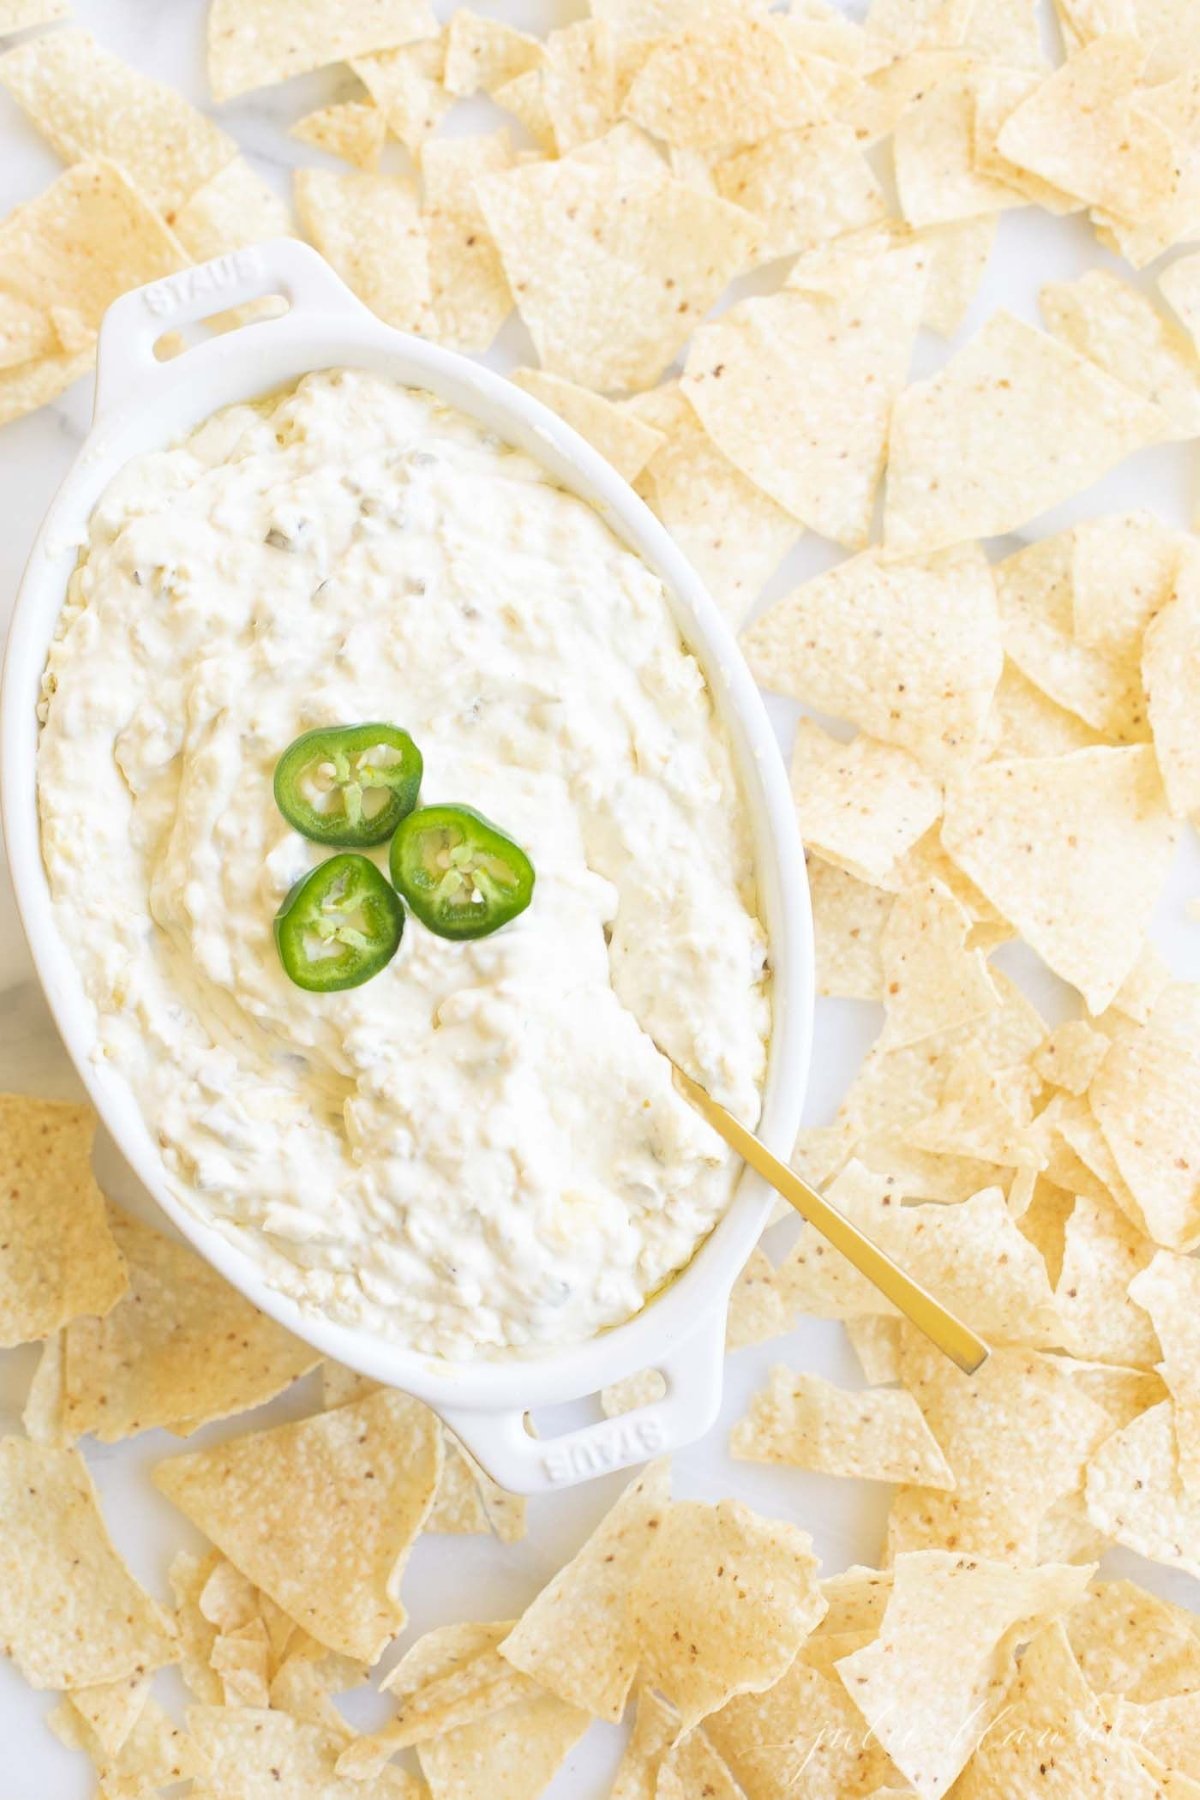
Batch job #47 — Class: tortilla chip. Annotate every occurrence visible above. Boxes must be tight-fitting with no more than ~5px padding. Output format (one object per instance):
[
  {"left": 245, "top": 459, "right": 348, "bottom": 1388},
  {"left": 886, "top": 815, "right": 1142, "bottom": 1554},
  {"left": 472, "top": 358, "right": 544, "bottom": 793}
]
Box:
[
  {"left": 894, "top": 71, "right": 1026, "bottom": 227},
  {"left": 418, "top": 131, "right": 513, "bottom": 353},
  {"left": 953, "top": 1619, "right": 1161, "bottom": 1799},
  {"left": 683, "top": 241, "right": 928, "bottom": 547},
  {"left": 732, "top": 1366, "right": 955, "bottom": 1487},
  {"left": 491, "top": 66, "right": 557, "bottom": 152},
  {"left": 903, "top": 1046, "right": 1038, "bottom": 1166},
  {"left": 1086, "top": 1399, "right": 1200, "bottom": 1578},
  {"left": 627, "top": 383, "right": 796, "bottom": 628},
  {"left": 1032, "top": 1019, "right": 1111, "bottom": 1094},
  {"left": 600, "top": 1367, "right": 669, "bottom": 1418},
  {"left": 1054, "top": 1191, "right": 1160, "bottom": 1368},
  {"left": 53, "top": 1692, "right": 201, "bottom": 1794},
  {"left": 743, "top": 546, "right": 1001, "bottom": 771},
  {"left": 154, "top": 1389, "right": 442, "bottom": 1663},
  {"left": 1116, "top": 1693, "right": 1200, "bottom": 1782},
  {"left": 571, "top": 119, "right": 668, "bottom": 177},
  {"left": 1090, "top": 986, "right": 1200, "bottom": 1249},
  {"left": 189, "top": 1703, "right": 422, "bottom": 1796},
  {"left": 0, "top": 29, "right": 236, "bottom": 220},
  {"left": 0, "top": 1438, "right": 178, "bottom": 1689},
  {"left": 970, "top": 61, "right": 1082, "bottom": 212},
  {"left": 707, "top": 1651, "right": 902, "bottom": 1798},
  {"left": 512, "top": 366, "right": 663, "bottom": 483},
  {"left": 1143, "top": 577, "right": 1200, "bottom": 820},
  {"left": 1128, "top": 1250, "right": 1200, "bottom": 1493},
  {"left": 890, "top": 1339, "right": 1115, "bottom": 1562},
  {"left": 1068, "top": 1579, "right": 1200, "bottom": 1703},
  {"left": 809, "top": 858, "right": 891, "bottom": 1001},
  {"left": 168, "top": 1550, "right": 223, "bottom": 1705},
  {"left": 54, "top": 1204, "right": 316, "bottom": 1442},
  {"left": 538, "top": 18, "right": 617, "bottom": 153},
  {"left": 995, "top": 34, "right": 1179, "bottom": 219},
  {"left": 170, "top": 154, "right": 291, "bottom": 262},
  {"left": 1159, "top": 249, "right": 1200, "bottom": 351},
  {"left": 780, "top": 1168, "right": 1059, "bottom": 1344},
  {"left": 790, "top": 721, "right": 944, "bottom": 887},
  {"left": 294, "top": 168, "right": 430, "bottom": 335},
  {"left": 0, "top": 0, "right": 67, "bottom": 27},
  {"left": 629, "top": 1498, "right": 825, "bottom": 1733},
  {"left": 0, "top": 1094, "right": 126, "bottom": 1348},
  {"left": 878, "top": 880, "right": 998, "bottom": 1050},
  {"left": 886, "top": 312, "right": 1168, "bottom": 557},
  {"left": 212, "top": 1617, "right": 272, "bottom": 1707},
  {"left": 475, "top": 158, "right": 757, "bottom": 391},
  {"left": 657, "top": 1730, "right": 742, "bottom": 1800},
  {"left": 941, "top": 746, "right": 1177, "bottom": 1014},
  {"left": 624, "top": 15, "right": 824, "bottom": 149},
  {"left": 609, "top": 1686, "right": 679, "bottom": 1800},
  {"left": 835, "top": 1553, "right": 1092, "bottom": 1799},
  {"left": 993, "top": 534, "right": 1148, "bottom": 740},
  {"left": 983, "top": 661, "right": 1103, "bottom": 759},
  {"left": 499, "top": 1459, "right": 668, "bottom": 1721},
  {"left": 1042, "top": 271, "right": 1200, "bottom": 441},
  {"left": 844, "top": 1316, "right": 904, "bottom": 1385},
  {"left": 67, "top": 1672, "right": 152, "bottom": 1759},
  {"left": 291, "top": 100, "right": 386, "bottom": 171},
  {"left": 919, "top": 213, "right": 997, "bottom": 336},
  {"left": 443, "top": 8, "right": 543, "bottom": 95},
  {"left": 723, "top": 1244, "right": 789, "bottom": 1349},
  {"left": 207, "top": 0, "right": 437, "bottom": 101},
  {"left": 352, "top": 37, "right": 451, "bottom": 154},
  {"left": 1071, "top": 510, "right": 1182, "bottom": 662},
  {"left": 714, "top": 122, "right": 887, "bottom": 262}
]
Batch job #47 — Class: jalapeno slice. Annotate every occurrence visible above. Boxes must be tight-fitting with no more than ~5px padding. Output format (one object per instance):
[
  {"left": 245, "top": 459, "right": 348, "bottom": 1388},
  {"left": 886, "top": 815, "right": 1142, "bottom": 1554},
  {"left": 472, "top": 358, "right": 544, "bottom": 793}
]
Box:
[
  {"left": 274, "top": 724, "right": 423, "bottom": 847},
  {"left": 274, "top": 853, "right": 404, "bottom": 991},
  {"left": 388, "top": 805, "right": 535, "bottom": 940}
]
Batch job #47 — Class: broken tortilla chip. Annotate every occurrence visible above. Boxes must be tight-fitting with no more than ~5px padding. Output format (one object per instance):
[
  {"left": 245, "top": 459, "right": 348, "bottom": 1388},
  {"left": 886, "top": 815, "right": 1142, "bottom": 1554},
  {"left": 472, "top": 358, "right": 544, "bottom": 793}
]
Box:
[
  {"left": 732, "top": 1365, "right": 955, "bottom": 1487},
  {"left": 714, "top": 122, "right": 888, "bottom": 262},
  {"left": 1042, "top": 270, "right": 1200, "bottom": 440},
  {"left": 808, "top": 857, "right": 891, "bottom": 1001},
  {"left": 443, "top": 8, "right": 543, "bottom": 96},
  {"left": 624, "top": 15, "right": 825, "bottom": 150},
  {"left": 1090, "top": 986, "right": 1200, "bottom": 1249},
  {"left": 877, "top": 879, "right": 999, "bottom": 1050},
  {"left": 291, "top": 101, "right": 386, "bottom": 172},
  {"left": 294, "top": 168, "right": 430, "bottom": 335},
  {"left": 1128, "top": 1250, "right": 1200, "bottom": 1493},
  {"left": 789, "top": 721, "right": 944, "bottom": 888},
  {"left": 1086, "top": 1399, "right": 1200, "bottom": 1579},
  {"left": 352, "top": 38, "right": 452, "bottom": 155},
  {"left": 206, "top": 0, "right": 437, "bottom": 101},
  {"left": 512, "top": 365, "right": 664, "bottom": 483},
  {"left": 419, "top": 131, "right": 513, "bottom": 353}
]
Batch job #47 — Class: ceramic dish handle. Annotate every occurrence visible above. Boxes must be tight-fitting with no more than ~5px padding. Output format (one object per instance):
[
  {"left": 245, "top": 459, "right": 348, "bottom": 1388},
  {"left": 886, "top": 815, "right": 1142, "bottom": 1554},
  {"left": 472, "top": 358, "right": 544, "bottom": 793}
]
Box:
[
  {"left": 438, "top": 1308, "right": 727, "bottom": 1494},
  {"left": 93, "top": 239, "right": 369, "bottom": 419}
]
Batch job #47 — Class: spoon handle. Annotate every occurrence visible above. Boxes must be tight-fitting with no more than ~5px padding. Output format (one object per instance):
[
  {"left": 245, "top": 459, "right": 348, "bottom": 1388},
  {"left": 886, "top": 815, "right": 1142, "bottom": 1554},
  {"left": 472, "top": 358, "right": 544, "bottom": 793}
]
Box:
[{"left": 671, "top": 1064, "right": 990, "bottom": 1376}]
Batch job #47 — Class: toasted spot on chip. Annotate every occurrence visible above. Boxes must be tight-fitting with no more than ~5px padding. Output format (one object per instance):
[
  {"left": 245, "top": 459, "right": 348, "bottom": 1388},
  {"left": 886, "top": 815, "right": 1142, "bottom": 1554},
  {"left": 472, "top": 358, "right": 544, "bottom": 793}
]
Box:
[
  {"left": 295, "top": 167, "right": 431, "bottom": 335},
  {"left": 512, "top": 365, "right": 664, "bottom": 482},
  {"left": 206, "top": 0, "right": 437, "bottom": 102},
  {"left": 743, "top": 546, "right": 1001, "bottom": 771},
  {"left": 627, "top": 382, "right": 797, "bottom": 628},
  {"left": 941, "top": 746, "right": 1177, "bottom": 1014},
  {"left": 884, "top": 311, "right": 1168, "bottom": 557},
  {"left": 0, "top": 1437, "right": 178, "bottom": 1689},
  {"left": 1090, "top": 985, "right": 1200, "bottom": 1249},
  {"left": 0, "top": 1093, "right": 126, "bottom": 1348},
  {"left": 1085, "top": 1399, "right": 1200, "bottom": 1579},
  {"left": 629, "top": 1496, "right": 826, "bottom": 1733},
  {"left": 732, "top": 1365, "right": 956, "bottom": 1488},
  {"left": 475, "top": 157, "right": 758, "bottom": 391},
  {"left": 684, "top": 242, "right": 929, "bottom": 547},
  {"left": 291, "top": 100, "right": 387, "bottom": 171},
  {"left": 790, "top": 721, "right": 944, "bottom": 887},
  {"left": 154, "top": 1389, "right": 442, "bottom": 1663},
  {"left": 835, "top": 1552, "right": 1092, "bottom": 1799}
]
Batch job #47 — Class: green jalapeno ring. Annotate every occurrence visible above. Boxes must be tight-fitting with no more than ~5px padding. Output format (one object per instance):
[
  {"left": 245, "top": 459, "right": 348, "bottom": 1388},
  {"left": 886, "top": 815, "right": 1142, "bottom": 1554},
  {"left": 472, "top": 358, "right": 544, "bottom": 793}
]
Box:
[
  {"left": 274, "top": 852, "right": 405, "bottom": 991},
  {"left": 274, "top": 723, "right": 423, "bottom": 847},
  {"left": 389, "top": 804, "right": 535, "bottom": 941}
]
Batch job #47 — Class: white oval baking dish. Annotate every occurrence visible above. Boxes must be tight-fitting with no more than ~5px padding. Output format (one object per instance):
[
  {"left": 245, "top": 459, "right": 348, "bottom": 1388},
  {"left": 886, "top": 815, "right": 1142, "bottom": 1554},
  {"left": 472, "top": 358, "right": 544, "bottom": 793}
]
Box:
[{"left": 1, "top": 240, "right": 813, "bottom": 1493}]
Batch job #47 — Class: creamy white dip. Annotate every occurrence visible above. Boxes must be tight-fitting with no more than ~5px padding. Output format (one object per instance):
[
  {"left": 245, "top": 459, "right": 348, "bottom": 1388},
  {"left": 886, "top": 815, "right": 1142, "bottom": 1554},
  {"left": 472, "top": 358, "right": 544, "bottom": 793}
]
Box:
[{"left": 38, "top": 370, "right": 769, "bottom": 1358}]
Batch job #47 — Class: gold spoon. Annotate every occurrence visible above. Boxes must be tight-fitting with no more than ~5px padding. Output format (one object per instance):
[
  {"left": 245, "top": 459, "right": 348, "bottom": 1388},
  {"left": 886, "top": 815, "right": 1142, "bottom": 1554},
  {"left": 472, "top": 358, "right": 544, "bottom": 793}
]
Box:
[{"left": 667, "top": 1056, "right": 990, "bottom": 1376}]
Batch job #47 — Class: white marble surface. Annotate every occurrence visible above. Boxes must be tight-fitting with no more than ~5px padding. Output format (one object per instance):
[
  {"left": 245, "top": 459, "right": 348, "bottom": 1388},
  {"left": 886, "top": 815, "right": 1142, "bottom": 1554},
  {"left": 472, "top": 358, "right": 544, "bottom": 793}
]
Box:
[{"left": 2, "top": 2, "right": 1200, "bottom": 1792}]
